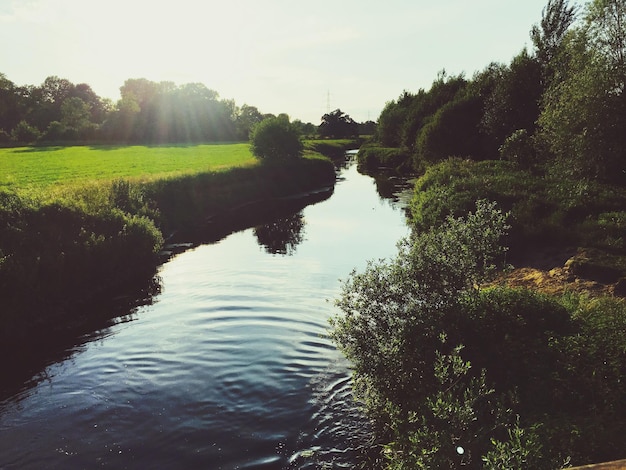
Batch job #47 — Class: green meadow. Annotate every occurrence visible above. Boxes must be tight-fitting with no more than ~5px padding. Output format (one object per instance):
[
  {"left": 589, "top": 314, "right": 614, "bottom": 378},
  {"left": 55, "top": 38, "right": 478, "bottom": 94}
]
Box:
[{"left": 0, "top": 143, "right": 257, "bottom": 189}]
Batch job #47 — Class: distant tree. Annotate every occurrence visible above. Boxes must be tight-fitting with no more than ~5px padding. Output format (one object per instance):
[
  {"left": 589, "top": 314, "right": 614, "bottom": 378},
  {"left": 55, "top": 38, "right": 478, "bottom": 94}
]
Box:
[
  {"left": 358, "top": 120, "right": 377, "bottom": 136},
  {"left": 292, "top": 120, "right": 317, "bottom": 137},
  {"left": 71, "top": 83, "right": 107, "bottom": 123},
  {"left": 250, "top": 115, "right": 303, "bottom": 162},
  {"left": 318, "top": 109, "right": 358, "bottom": 138},
  {"left": 401, "top": 73, "right": 468, "bottom": 152},
  {"left": 531, "top": 0, "right": 579, "bottom": 81},
  {"left": 61, "top": 97, "right": 91, "bottom": 130},
  {"left": 236, "top": 104, "right": 264, "bottom": 140},
  {"left": 377, "top": 95, "right": 412, "bottom": 147},
  {"left": 0, "top": 73, "right": 21, "bottom": 132},
  {"left": 11, "top": 120, "right": 40, "bottom": 144},
  {"left": 586, "top": 0, "right": 626, "bottom": 92}
]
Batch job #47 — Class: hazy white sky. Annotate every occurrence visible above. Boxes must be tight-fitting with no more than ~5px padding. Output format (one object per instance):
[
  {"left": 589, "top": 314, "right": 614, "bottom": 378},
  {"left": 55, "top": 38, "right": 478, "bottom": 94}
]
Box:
[{"left": 1, "top": 0, "right": 551, "bottom": 123}]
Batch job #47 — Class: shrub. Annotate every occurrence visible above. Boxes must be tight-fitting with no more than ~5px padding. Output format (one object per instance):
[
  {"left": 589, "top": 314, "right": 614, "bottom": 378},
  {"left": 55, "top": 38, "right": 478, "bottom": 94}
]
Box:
[
  {"left": 330, "top": 201, "right": 521, "bottom": 468},
  {"left": 11, "top": 120, "right": 41, "bottom": 144},
  {"left": 499, "top": 128, "right": 536, "bottom": 168},
  {"left": 250, "top": 115, "right": 303, "bottom": 162}
]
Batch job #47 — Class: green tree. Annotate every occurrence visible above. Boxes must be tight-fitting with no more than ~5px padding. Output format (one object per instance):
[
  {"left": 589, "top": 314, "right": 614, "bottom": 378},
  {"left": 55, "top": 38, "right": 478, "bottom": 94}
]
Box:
[
  {"left": 250, "top": 115, "right": 303, "bottom": 162},
  {"left": 538, "top": 1, "right": 626, "bottom": 183},
  {"left": 235, "top": 104, "right": 264, "bottom": 140},
  {"left": 586, "top": 0, "right": 626, "bottom": 91},
  {"left": 318, "top": 108, "right": 358, "bottom": 138},
  {"left": 0, "top": 73, "right": 22, "bottom": 133},
  {"left": 530, "top": 0, "right": 579, "bottom": 81},
  {"left": 481, "top": 49, "right": 543, "bottom": 150},
  {"left": 414, "top": 91, "right": 485, "bottom": 167},
  {"left": 11, "top": 120, "right": 40, "bottom": 143},
  {"left": 61, "top": 97, "right": 91, "bottom": 130}
]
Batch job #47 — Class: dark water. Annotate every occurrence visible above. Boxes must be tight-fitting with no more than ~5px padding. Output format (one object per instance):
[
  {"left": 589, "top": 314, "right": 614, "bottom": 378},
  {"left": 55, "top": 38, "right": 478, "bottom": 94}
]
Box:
[{"left": 0, "top": 157, "right": 411, "bottom": 469}]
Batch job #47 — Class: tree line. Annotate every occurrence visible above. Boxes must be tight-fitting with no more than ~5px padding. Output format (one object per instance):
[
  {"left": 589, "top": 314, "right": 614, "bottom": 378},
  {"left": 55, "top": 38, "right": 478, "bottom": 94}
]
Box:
[
  {"left": 372, "top": 0, "right": 625, "bottom": 185},
  {"left": 0, "top": 75, "right": 372, "bottom": 146}
]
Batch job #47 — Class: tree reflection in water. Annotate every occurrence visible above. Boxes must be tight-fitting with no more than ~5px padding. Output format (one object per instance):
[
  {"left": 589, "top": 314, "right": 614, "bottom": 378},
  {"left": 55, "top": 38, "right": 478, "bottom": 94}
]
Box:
[{"left": 254, "top": 212, "right": 305, "bottom": 255}]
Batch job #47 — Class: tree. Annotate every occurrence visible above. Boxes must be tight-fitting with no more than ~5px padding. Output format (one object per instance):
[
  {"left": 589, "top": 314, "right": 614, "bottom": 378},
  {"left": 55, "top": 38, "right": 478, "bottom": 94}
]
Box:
[
  {"left": 61, "top": 97, "right": 91, "bottom": 130},
  {"left": 250, "top": 115, "right": 303, "bottom": 162},
  {"left": 481, "top": 49, "right": 543, "bottom": 150},
  {"left": 235, "top": 104, "right": 264, "bottom": 140},
  {"left": 414, "top": 91, "right": 485, "bottom": 167},
  {"left": 0, "top": 73, "right": 22, "bottom": 133},
  {"left": 586, "top": 0, "right": 626, "bottom": 92},
  {"left": 11, "top": 120, "right": 40, "bottom": 143},
  {"left": 531, "top": 0, "right": 579, "bottom": 81},
  {"left": 318, "top": 109, "right": 358, "bottom": 138},
  {"left": 538, "top": 0, "right": 626, "bottom": 183}
]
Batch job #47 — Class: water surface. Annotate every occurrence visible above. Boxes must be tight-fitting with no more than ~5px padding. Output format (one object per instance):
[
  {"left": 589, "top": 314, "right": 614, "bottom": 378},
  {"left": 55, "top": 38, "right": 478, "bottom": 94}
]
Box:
[{"left": 0, "top": 159, "right": 410, "bottom": 469}]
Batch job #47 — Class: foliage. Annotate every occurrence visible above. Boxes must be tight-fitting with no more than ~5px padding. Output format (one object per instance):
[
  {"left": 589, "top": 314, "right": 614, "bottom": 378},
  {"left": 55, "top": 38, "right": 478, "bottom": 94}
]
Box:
[
  {"left": 537, "top": 0, "right": 626, "bottom": 184},
  {"left": 409, "top": 158, "right": 626, "bottom": 254},
  {"left": 530, "top": 0, "right": 579, "bottom": 79},
  {"left": 0, "top": 191, "right": 164, "bottom": 328},
  {"left": 332, "top": 196, "right": 626, "bottom": 467},
  {"left": 318, "top": 109, "right": 359, "bottom": 139},
  {"left": 357, "top": 144, "right": 410, "bottom": 172},
  {"left": 331, "top": 202, "right": 545, "bottom": 468},
  {"left": 250, "top": 115, "right": 303, "bottom": 162},
  {"left": 414, "top": 91, "right": 485, "bottom": 168},
  {"left": 481, "top": 49, "right": 543, "bottom": 149},
  {"left": 498, "top": 128, "right": 537, "bottom": 168},
  {"left": 11, "top": 120, "right": 41, "bottom": 144}
]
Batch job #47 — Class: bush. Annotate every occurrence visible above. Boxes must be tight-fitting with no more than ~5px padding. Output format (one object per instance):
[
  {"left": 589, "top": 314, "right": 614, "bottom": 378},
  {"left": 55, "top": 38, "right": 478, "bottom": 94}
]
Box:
[
  {"left": 331, "top": 194, "right": 626, "bottom": 467},
  {"left": 330, "top": 201, "right": 521, "bottom": 468},
  {"left": 11, "top": 120, "right": 41, "bottom": 144},
  {"left": 250, "top": 115, "right": 303, "bottom": 162},
  {"left": 499, "top": 129, "right": 536, "bottom": 168}
]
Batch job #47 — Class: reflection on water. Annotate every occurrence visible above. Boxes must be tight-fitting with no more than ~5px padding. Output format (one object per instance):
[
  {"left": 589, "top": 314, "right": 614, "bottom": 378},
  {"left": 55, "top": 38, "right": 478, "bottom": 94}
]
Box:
[
  {"left": 0, "top": 158, "right": 413, "bottom": 469},
  {"left": 254, "top": 212, "right": 305, "bottom": 256}
]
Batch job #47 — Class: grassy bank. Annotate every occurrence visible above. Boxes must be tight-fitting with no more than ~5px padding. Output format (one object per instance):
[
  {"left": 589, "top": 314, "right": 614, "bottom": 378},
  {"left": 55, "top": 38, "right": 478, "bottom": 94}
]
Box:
[{"left": 0, "top": 143, "right": 336, "bottom": 344}]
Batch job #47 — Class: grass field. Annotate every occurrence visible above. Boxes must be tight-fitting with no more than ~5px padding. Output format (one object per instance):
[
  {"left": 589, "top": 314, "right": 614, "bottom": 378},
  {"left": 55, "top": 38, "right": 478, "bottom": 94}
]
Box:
[{"left": 0, "top": 143, "right": 257, "bottom": 189}]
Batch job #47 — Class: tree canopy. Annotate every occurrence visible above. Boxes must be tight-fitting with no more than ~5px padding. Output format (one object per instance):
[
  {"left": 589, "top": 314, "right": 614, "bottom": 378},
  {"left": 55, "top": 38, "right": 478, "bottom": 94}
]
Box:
[
  {"left": 318, "top": 109, "right": 358, "bottom": 138},
  {"left": 249, "top": 115, "right": 303, "bottom": 162}
]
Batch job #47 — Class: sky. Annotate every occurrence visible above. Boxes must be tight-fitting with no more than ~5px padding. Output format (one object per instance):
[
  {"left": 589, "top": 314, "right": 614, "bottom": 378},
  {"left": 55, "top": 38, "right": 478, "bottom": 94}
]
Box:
[{"left": 1, "top": 0, "right": 553, "bottom": 124}]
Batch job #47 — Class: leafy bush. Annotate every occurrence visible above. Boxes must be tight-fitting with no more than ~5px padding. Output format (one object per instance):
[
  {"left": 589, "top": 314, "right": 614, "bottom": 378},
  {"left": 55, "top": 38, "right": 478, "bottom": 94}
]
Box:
[
  {"left": 499, "top": 128, "right": 537, "bottom": 168},
  {"left": 250, "top": 115, "right": 303, "bottom": 162},
  {"left": 330, "top": 201, "right": 520, "bottom": 468},
  {"left": 331, "top": 196, "right": 626, "bottom": 467},
  {"left": 413, "top": 93, "right": 485, "bottom": 169},
  {"left": 11, "top": 120, "right": 40, "bottom": 144}
]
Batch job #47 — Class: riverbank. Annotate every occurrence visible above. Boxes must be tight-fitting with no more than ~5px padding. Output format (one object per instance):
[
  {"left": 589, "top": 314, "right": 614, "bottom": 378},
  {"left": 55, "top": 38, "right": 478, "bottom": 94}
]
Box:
[{"left": 0, "top": 144, "right": 339, "bottom": 348}]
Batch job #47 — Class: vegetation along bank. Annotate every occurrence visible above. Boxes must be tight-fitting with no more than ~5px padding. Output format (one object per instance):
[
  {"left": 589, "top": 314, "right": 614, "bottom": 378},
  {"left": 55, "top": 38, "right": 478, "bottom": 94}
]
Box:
[
  {"left": 330, "top": 0, "right": 626, "bottom": 468},
  {"left": 0, "top": 139, "right": 347, "bottom": 347}
]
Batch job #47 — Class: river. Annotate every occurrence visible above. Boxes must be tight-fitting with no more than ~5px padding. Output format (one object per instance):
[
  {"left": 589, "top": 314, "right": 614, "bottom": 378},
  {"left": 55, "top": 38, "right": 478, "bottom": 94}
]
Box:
[{"left": 0, "top": 155, "right": 412, "bottom": 469}]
